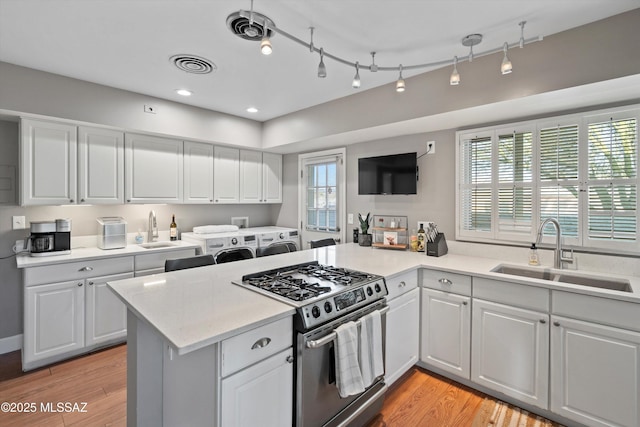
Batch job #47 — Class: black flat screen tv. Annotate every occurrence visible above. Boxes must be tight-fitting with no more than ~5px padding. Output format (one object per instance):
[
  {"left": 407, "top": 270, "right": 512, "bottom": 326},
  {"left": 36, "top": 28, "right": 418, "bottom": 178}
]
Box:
[{"left": 358, "top": 152, "right": 417, "bottom": 195}]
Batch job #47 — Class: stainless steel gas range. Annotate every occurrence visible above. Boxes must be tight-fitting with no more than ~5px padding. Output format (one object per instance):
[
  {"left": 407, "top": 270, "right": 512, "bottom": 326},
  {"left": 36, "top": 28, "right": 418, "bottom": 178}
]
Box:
[{"left": 236, "top": 261, "right": 389, "bottom": 427}]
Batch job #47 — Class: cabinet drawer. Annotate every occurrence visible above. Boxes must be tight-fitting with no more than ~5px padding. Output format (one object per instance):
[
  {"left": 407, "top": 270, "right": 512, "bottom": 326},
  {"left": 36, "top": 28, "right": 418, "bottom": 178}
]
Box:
[
  {"left": 134, "top": 248, "right": 196, "bottom": 271},
  {"left": 23, "top": 256, "right": 133, "bottom": 286},
  {"left": 386, "top": 269, "right": 418, "bottom": 300},
  {"left": 221, "top": 317, "right": 292, "bottom": 377},
  {"left": 474, "top": 277, "right": 549, "bottom": 312},
  {"left": 552, "top": 291, "right": 640, "bottom": 332},
  {"left": 422, "top": 269, "right": 471, "bottom": 296}
]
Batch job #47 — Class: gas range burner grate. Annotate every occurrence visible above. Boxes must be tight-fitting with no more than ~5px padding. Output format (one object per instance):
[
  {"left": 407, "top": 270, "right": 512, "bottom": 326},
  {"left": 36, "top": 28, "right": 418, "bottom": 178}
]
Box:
[
  {"left": 244, "top": 274, "right": 331, "bottom": 302},
  {"left": 296, "top": 264, "right": 374, "bottom": 285}
]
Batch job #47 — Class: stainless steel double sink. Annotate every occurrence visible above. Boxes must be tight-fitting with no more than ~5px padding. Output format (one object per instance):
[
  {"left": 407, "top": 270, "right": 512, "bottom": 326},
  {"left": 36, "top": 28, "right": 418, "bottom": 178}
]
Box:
[{"left": 491, "top": 264, "right": 633, "bottom": 293}]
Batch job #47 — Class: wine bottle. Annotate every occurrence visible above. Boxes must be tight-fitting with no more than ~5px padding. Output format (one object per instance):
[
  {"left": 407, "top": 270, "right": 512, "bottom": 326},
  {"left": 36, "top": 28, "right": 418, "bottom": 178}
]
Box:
[
  {"left": 417, "top": 223, "right": 426, "bottom": 252},
  {"left": 170, "top": 214, "right": 178, "bottom": 241}
]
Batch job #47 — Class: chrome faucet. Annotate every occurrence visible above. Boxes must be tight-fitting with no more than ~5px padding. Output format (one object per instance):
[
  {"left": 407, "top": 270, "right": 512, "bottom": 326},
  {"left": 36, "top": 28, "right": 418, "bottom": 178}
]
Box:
[
  {"left": 535, "top": 218, "right": 573, "bottom": 269},
  {"left": 148, "top": 210, "right": 158, "bottom": 242}
]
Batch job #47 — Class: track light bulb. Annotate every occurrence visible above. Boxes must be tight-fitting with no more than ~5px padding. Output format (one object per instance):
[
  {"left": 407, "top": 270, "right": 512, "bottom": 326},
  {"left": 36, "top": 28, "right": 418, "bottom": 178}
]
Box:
[
  {"left": 318, "top": 48, "right": 327, "bottom": 78},
  {"left": 450, "top": 56, "right": 460, "bottom": 86},
  {"left": 260, "top": 38, "right": 272, "bottom": 55},
  {"left": 396, "top": 65, "right": 405, "bottom": 92},
  {"left": 352, "top": 62, "right": 361, "bottom": 88},
  {"left": 260, "top": 23, "right": 272, "bottom": 55},
  {"left": 501, "top": 42, "right": 512, "bottom": 75}
]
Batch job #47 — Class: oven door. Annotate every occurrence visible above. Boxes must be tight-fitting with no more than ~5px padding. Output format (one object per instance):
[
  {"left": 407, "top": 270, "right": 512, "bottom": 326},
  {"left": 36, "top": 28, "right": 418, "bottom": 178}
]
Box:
[{"left": 296, "top": 301, "right": 387, "bottom": 427}]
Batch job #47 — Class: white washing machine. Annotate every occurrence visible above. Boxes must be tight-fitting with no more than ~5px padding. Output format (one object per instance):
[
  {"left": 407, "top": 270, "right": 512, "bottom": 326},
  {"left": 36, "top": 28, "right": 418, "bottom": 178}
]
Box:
[
  {"left": 241, "top": 226, "right": 300, "bottom": 252},
  {"left": 181, "top": 230, "right": 258, "bottom": 264}
]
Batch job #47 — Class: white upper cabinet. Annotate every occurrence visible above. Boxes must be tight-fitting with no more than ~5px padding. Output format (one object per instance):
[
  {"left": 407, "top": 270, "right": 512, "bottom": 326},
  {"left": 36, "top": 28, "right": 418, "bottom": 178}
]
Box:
[
  {"left": 78, "top": 126, "right": 124, "bottom": 204},
  {"left": 262, "top": 152, "right": 282, "bottom": 203},
  {"left": 183, "top": 141, "right": 214, "bottom": 204},
  {"left": 213, "top": 146, "right": 240, "bottom": 203},
  {"left": 239, "top": 149, "right": 263, "bottom": 203},
  {"left": 239, "top": 150, "right": 282, "bottom": 204},
  {"left": 21, "top": 119, "right": 77, "bottom": 205},
  {"left": 125, "top": 134, "right": 183, "bottom": 204}
]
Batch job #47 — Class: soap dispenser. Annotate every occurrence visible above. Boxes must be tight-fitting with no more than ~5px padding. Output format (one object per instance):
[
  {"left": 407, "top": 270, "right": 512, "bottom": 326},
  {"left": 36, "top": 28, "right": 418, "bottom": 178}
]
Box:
[
  {"left": 135, "top": 229, "right": 144, "bottom": 244},
  {"left": 528, "top": 243, "right": 539, "bottom": 266}
]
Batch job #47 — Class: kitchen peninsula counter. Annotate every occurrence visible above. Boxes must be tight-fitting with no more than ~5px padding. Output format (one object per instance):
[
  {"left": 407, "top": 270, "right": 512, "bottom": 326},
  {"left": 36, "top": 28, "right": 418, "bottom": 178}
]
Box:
[{"left": 108, "top": 243, "right": 640, "bottom": 357}]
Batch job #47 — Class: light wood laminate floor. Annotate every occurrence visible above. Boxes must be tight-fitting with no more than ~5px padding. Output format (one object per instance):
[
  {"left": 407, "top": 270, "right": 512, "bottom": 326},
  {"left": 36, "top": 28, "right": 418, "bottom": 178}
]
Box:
[{"left": 0, "top": 345, "right": 486, "bottom": 426}]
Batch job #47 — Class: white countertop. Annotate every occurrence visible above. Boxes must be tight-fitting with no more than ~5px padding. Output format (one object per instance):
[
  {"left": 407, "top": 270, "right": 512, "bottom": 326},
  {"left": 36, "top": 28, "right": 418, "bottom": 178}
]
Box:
[
  {"left": 15, "top": 240, "right": 200, "bottom": 268},
  {"left": 106, "top": 243, "right": 640, "bottom": 356}
]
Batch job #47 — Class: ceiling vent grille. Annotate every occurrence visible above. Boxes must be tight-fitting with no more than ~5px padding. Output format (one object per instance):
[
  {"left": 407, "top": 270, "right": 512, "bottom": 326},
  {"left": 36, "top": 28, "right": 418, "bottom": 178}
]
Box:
[
  {"left": 170, "top": 55, "right": 216, "bottom": 74},
  {"left": 226, "top": 11, "right": 275, "bottom": 41}
]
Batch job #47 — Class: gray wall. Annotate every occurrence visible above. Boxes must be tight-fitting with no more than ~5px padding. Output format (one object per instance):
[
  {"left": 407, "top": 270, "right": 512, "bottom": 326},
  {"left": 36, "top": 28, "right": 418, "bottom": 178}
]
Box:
[{"left": 0, "top": 120, "right": 276, "bottom": 340}]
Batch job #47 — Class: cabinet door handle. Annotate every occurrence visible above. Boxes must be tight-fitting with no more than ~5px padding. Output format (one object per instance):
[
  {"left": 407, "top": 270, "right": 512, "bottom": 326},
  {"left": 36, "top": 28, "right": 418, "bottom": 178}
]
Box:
[
  {"left": 127, "top": 199, "right": 131, "bottom": 203},
  {"left": 553, "top": 321, "right": 561, "bottom": 327},
  {"left": 286, "top": 355, "right": 294, "bottom": 364},
  {"left": 70, "top": 199, "right": 74, "bottom": 203},
  {"left": 251, "top": 337, "right": 271, "bottom": 350},
  {"left": 88, "top": 281, "right": 94, "bottom": 286},
  {"left": 438, "top": 278, "right": 453, "bottom": 285},
  {"left": 77, "top": 282, "right": 83, "bottom": 287},
  {"left": 80, "top": 198, "right": 85, "bottom": 203},
  {"left": 539, "top": 319, "right": 546, "bottom": 324},
  {"left": 398, "top": 281, "right": 406, "bottom": 288},
  {"left": 462, "top": 301, "right": 468, "bottom": 305},
  {"left": 79, "top": 266, "right": 93, "bottom": 272}
]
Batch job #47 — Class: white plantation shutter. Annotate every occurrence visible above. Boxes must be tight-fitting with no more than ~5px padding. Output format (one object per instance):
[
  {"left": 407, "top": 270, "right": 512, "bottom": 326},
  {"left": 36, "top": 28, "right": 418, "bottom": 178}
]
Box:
[
  {"left": 459, "top": 134, "right": 492, "bottom": 237},
  {"left": 538, "top": 124, "right": 580, "bottom": 243},
  {"left": 585, "top": 116, "right": 638, "bottom": 247},
  {"left": 457, "top": 106, "right": 640, "bottom": 251},
  {"left": 497, "top": 130, "right": 534, "bottom": 239}
]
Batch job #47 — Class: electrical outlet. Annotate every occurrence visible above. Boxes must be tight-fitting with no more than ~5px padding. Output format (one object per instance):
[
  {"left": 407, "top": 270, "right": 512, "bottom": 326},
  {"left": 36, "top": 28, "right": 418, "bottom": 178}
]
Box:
[
  {"left": 12, "top": 215, "right": 26, "bottom": 230},
  {"left": 348, "top": 213, "right": 354, "bottom": 224},
  {"left": 144, "top": 105, "right": 156, "bottom": 114},
  {"left": 427, "top": 141, "right": 436, "bottom": 155}
]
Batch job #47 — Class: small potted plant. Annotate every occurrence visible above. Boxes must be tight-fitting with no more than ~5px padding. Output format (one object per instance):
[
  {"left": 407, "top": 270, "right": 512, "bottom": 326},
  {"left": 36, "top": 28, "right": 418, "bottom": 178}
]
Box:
[{"left": 358, "top": 213, "right": 372, "bottom": 246}]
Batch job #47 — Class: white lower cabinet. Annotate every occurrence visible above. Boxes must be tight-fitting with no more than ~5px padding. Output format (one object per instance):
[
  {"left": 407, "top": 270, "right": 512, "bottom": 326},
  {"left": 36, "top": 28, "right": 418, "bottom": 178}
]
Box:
[
  {"left": 471, "top": 299, "right": 549, "bottom": 409},
  {"left": 221, "top": 348, "right": 293, "bottom": 427},
  {"left": 24, "top": 280, "right": 85, "bottom": 364},
  {"left": 85, "top": 272, "right": 133, "bottom": 347},
  {"left": 386, "top": 287, "right": 419, "bottom": 385},
  {"left": 420, "top": 288, "right": 470, "bottom": 379},
  {"left": 551, "top": 315, "right": 640, "bottom": 427}
]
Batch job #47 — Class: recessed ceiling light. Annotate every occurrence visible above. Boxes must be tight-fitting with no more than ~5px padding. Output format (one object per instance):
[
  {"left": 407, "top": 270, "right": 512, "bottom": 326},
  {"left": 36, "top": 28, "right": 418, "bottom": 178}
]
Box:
[
  {"left": 176, "top": 89, "right": 192, "bottom": 96},
  {"left": 246, "top": 107, "right": 259, "bottom": 113}
]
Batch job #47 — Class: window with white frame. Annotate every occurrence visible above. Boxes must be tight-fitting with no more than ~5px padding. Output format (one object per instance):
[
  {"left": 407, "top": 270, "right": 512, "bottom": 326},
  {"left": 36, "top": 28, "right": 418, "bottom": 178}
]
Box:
[{"left": 456, "top": 105, "right": 640, "bottom": 251}]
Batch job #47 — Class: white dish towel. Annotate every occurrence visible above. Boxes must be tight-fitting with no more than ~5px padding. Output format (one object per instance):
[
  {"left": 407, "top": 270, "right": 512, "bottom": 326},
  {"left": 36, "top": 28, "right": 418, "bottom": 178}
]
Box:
[
  {"left": 359, "top": 309, "right": 384, "bottom": 388},
  {"left": 334, "top": 321, "right": 365, "bottom": 398}
]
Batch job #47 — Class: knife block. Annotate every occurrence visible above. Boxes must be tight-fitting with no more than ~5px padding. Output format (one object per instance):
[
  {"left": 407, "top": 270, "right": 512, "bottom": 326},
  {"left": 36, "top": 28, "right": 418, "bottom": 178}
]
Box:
[{"left": 426, "top": 233, "right": 448, "bottom": 257}]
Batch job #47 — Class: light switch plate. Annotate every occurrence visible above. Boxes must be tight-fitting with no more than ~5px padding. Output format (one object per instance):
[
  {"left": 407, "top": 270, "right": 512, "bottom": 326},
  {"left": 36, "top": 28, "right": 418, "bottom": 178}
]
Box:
[
  {"left": 12, "top": 215, "right": 26, "bottom": 230},
  {"left": 347, "top": 213, "right": 354, "bottom": 224}
]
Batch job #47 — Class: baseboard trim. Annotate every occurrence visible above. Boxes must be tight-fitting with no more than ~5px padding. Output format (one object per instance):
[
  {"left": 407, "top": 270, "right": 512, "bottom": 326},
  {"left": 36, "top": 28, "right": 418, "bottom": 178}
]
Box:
[{"left": 0, "top": 334, "right": 22, "bottom": 355}]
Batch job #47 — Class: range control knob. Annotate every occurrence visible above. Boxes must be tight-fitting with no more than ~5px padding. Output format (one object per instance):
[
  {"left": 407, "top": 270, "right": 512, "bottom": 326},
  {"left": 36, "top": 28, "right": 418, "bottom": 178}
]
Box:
[
  {"left": 375, "top": 283, "right": 381, "bottom": 293},
  {"left": 324, "top": 301, "right": 332, "bottom": 313},
  {"left": 366, "top": 286, "right": 373, "bottom": 296},
  {"left": 311, "top": 306, "right": 321, "bottom": 318},
  {"left": 231, "top": 237, "right": 238, "bottom": 245}
]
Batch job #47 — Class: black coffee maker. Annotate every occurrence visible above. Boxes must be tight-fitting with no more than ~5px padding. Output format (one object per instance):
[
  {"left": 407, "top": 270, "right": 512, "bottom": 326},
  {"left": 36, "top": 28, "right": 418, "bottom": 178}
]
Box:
[{"left": 29, "top": 219, "right": 71, "bottom": 256}]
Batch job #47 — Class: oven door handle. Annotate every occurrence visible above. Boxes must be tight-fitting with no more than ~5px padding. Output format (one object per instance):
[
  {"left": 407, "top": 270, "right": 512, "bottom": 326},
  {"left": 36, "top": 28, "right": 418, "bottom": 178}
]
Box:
[{"left": 306, "top": 306, "right": 389, "bottom": 349}]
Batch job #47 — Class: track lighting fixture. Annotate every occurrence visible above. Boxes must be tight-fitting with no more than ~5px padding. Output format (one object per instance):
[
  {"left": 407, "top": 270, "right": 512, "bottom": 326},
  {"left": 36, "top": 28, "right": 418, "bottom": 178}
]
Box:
[
  {"left": 352, "top": 62, "right": 361, "bottom": 88},
  {"left": 501, "top": 42, "right": 513, "bottom": 75},
  {"left": 230, "top": 3, "right": 542, "bottom": 93},
  {"left": 318, "top": 48, "right": 327, "bottom": 78},
  {"left": 450, "top": 56, "right": 460, "bottom": 85},
  {"left": 396, "top": 65, "right": 405, "bottom": 92},
  {"left": 260, "top": 22, "right": 272, "bottom": 55}
]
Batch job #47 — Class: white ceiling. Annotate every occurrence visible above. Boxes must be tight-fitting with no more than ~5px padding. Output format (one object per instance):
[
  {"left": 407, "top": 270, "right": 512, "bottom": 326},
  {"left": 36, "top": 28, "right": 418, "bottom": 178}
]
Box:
[{"left": 0, "top": 1, "right": 638, "bottom": 122}]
